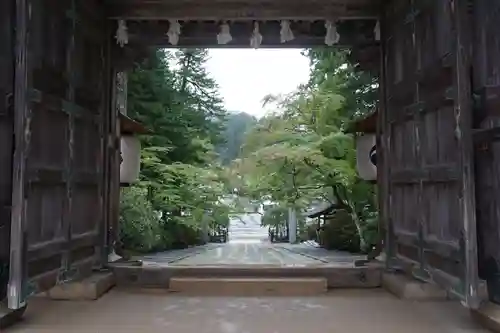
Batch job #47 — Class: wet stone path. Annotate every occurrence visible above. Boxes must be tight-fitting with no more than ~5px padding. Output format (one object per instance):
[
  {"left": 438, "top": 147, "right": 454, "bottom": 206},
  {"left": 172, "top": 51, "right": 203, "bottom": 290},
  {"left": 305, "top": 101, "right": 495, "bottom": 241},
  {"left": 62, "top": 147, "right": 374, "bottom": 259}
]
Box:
[
  {"left": 137, "top": 244, "right": 223, "bottom": 265},
  {"left": 136, "top": 242, "right": 362, "bottom": 267},
  {"left": 170, "top": 242, "right": 320, "bottom": 266}
]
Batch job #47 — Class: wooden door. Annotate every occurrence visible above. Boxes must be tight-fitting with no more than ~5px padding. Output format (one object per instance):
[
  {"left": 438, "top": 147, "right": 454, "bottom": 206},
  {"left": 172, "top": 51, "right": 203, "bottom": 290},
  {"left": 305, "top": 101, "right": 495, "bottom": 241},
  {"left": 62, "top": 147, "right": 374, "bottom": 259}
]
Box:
[
  {"left": 381, "top": 0, "right": 480, "bottom": 308},
  {"left": 472, "top": 0, "right": 500, "bottom": 305},
  {"left": 8, "top": 0, "right": 111, "bottom": 309},
  {"left": 0, "top": 0, "right": 14, "bottom": 302}
]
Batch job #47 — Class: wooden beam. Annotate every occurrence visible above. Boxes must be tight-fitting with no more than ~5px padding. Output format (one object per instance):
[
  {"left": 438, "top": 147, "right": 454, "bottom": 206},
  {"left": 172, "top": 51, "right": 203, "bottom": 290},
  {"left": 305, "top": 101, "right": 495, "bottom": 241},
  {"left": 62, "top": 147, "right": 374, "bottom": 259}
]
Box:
[
  {"left": 473, "top": 127, "right": 500, "bottom": 144},
  {"left": 106, "top": 1, "right": 378, "bottom": 20},
  {"left": 452, "top": 0, "right": 480, "bottom": 309},
  {"left": 9, "top": 0, "right": 30, "bottom": 311},
  {"left": 129, "top": 36, "right": 377, "bottom": 48},
  {"left": 120, "top": 114, "right": 148, "bottom": 135},
  {"left": 391, "top": 165, "right": 460, "bottom": 184},
  {"left": 377, "top": 9, "right": 394, "bottom": 267},
  {"left": 30, "top": 89, "right": 98, "bottom": 122},
  {"left": 122, "top": 19, "right": 378, "bottom": 48}
]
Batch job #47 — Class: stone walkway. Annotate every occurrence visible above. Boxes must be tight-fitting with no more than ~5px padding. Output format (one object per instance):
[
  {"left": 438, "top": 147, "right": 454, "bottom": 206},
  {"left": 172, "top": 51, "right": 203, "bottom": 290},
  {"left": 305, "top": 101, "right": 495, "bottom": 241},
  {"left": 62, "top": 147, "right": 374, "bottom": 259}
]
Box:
[
  {"left": 171, "top": 243, "right": 320, "bottom": 266},
  {"left": 136, "top": 244, "right": 223, "bottom": 264},
  {"left": 137, "top": 242, "right": 362, "bottom": 267},
  {"left": 274, "top": 243, "right": 366, "bottom": 264},
  {"left": 7, "top": 289, "right": 488, "bottom": 333}
]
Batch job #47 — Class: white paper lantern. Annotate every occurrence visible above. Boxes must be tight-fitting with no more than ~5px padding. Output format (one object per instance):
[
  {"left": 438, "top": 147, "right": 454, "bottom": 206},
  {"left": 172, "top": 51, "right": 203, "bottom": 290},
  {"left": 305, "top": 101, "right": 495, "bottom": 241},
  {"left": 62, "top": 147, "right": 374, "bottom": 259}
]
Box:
[
  {"left": 356, "top": 134, "right": 377, "bottom": 181},
  {"left": 120, "top": 135, "right": 141, "bottom": 184}
]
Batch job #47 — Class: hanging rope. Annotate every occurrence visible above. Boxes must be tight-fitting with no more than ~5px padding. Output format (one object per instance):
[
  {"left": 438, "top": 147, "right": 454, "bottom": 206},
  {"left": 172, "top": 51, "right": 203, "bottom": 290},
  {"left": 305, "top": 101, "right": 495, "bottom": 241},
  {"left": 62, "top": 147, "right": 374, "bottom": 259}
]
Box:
[{"left": 374, "top": 21, "right": 381, "bottom": 41}]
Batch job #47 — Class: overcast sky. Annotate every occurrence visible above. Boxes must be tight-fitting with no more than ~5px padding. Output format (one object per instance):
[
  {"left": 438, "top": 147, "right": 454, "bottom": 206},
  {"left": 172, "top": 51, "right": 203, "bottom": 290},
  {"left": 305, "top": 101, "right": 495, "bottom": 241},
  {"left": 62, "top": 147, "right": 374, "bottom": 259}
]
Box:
[{"left": 205, "top": 49, "right": 310, "bottom": 118}]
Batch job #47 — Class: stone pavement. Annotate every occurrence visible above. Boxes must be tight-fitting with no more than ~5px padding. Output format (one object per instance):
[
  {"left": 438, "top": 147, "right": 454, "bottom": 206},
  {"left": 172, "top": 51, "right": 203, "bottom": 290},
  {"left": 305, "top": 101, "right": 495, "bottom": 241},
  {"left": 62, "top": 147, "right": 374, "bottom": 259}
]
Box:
[
  {"left": 6, "top": 289, "right": 488, "bottom": 333},
  {"left": 137, "top": 242, "right": 362, "bottom": 267},
  {"left": 136, "top": 244, "right": 223, "bottom": 264},
  {"left": 274, "top": 243, "right": 365, "bottom": 264},
  {"left": 171, "top": 242, "right": 321, "bottom": 266}
]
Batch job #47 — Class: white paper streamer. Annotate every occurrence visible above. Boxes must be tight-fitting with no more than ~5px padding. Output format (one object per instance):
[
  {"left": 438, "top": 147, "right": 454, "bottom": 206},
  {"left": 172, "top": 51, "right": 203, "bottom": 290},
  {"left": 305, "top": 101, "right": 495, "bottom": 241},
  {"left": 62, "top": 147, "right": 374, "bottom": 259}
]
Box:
[
  {"left": 250, "top": 22, "right": 263, "bottom": 49},
  {"left": 217, "top": 22, "right": 233, "bottom": 45},
  {"left": 167, "top": 20, "right": 181, "bottom": 45},
  {"left": 115, "top": 20, "right": 128, "bottom": 47},
  {"left": 280, "top": 20, "right": 294, "bottom": 43},
  {"left": 374, "top": 20, "right": 381, "bottom": 41},
  {"left": 324, "top": 20, "right": 340, "bottom": 46}
]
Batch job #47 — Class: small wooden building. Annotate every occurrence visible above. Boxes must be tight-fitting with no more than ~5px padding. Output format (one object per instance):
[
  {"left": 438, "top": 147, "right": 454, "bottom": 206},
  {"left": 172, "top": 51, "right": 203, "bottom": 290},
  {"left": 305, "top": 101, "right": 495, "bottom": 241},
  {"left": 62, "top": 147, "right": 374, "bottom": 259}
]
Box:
[{"left": 0, "top": 0, "right": 499, "bottom": 314}]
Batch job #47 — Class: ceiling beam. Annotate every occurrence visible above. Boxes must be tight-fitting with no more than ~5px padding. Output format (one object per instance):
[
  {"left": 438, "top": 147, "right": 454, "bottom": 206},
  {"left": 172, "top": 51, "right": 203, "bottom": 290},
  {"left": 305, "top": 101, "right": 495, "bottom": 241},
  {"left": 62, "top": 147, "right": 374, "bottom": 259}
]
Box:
[
  {"left": 120, "top": 19, "right": 378, "bottom": 48},
  {"left": 126, "top": 36, "right": 378, "bottom": 48},
  {"left": 105, "top": 1, "right": 379, "bottom": 20}
]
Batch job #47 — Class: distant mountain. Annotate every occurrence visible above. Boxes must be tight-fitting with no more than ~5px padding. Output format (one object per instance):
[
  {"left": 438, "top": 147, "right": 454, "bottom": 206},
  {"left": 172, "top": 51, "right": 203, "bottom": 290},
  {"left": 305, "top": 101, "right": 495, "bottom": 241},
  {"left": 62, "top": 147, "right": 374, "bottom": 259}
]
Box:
[{"left": 217, "top": 112, "right": 257, "bottom": 165}]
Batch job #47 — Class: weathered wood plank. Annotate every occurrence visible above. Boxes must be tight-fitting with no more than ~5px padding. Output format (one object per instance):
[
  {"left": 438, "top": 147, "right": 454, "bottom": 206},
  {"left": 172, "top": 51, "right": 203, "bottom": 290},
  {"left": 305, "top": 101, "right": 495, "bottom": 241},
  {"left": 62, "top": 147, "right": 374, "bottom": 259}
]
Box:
[
  {"left": 106, "top": 1, "right": 378, "bottom": 20},
  {"left": 122, "top": 20, "right": 378, "bottom": 48},
  {"left": 27, "top": 231, "right": 99, "bottom": 262},
  {"left": 473, "top": 127, "right": 500, "bottom": 144},
  {"left": 388, "top": 87, "right": 454, "bottom": 124},
  {"left": 26, "top": 168, "right": 99, "bottom": 185},
  {"left": 372, "top": 11, "right": 389, "bottom": 262},
  {"left": 391, "top": 165, "right": 460, "bottom": 184},
  {"left": 8, "top": 0, "right": 30, "bottom": 310},
  {"left": 60, "top": 0, "right": 77, "bottom": 280},
  {"left": 452, "top": 0, "right": 480, "bottom": 309},
  {"left": 30, "top": 89, "right": 99, "bottom": 121}
]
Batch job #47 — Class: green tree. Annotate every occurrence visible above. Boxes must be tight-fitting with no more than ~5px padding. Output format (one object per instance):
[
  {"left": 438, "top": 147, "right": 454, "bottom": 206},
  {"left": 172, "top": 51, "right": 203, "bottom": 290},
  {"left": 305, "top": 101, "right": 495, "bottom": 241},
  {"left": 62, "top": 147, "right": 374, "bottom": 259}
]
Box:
[
  {"left": 217, "top": 112, "right": 257, "bottom": 165},
  {"left": 234, "top": 48, "right": 378, "bottom": 252},
  {"left": 120, "top": 49, "right": 232, "bottom": 253}
]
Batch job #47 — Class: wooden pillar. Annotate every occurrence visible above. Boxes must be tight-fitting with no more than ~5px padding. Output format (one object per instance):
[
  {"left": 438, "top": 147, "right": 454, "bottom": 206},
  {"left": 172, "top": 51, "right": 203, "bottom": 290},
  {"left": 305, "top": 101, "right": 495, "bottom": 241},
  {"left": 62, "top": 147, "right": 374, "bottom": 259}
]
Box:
[
  {"left": 377, "top": 8, "right": 394, "bottom": 267},
  {"left": 61, "top": 0, "right": 77, "bottom": 278},
  {"left": 452, "top": 0, "right": 480, "bottom": 309},
  {"left": 105, "top": 43, "right": 134, "bottom": 261},
  {"left": 288, "top": 207, "right": 297, "bottom": 243},
  {"left": 8, "top": 0, "right": 30, "bottom": 310},
  {"left": 98, "top": 22, "right": 115, "bottom": 267}
]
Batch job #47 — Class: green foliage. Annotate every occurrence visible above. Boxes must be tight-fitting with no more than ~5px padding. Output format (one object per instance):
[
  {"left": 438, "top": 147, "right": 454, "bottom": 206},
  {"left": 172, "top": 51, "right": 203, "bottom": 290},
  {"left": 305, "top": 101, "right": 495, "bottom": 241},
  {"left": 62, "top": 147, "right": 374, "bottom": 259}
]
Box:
[
  {"left": 320, "top": 210, "right": 360, "bottom": 253},
  {"left": 119, "top": 49, "right": 232, "bottom": 253},
  {"left": 234, "top": 48, "right": 380, "bottom": 253},
  {"left": 217, "top": 112, "right": 257, "bottom": 165},
  {"left": 119, "top": 187, "right": 163, "bottom": 252},
  {"left": 262, "top": 205, "right": 288, "bottom": 228}
]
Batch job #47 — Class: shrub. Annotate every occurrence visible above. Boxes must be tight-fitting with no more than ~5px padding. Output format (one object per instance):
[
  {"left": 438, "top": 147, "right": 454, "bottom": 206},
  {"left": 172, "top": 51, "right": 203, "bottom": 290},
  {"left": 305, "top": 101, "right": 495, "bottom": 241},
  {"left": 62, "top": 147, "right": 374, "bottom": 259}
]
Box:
[
  {"left": 119, "top": 186, "right": 164, "bottom": 253},
  {"left": 320, "top": 209, "right": 361, "bottom": 253},
  {"left": 319, "top": 209, "right": 379, "bottom": 254}
]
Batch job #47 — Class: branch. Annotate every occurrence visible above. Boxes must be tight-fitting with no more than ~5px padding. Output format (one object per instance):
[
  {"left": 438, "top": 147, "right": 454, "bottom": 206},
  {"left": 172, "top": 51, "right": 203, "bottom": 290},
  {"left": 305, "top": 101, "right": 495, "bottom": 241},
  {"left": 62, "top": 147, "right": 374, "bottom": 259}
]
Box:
[{"left": 185, "top": 78, "right": 218, "bottom": 104}]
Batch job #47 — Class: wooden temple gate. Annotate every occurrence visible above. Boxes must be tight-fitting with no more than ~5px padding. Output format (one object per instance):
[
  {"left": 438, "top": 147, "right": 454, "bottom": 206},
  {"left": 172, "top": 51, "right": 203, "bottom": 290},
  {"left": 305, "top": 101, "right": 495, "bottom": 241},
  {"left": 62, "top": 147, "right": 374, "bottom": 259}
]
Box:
[
  {"left": 0, "top": 0, "right": 120, "bottom": 309},
  {"left": 1, "top": 0, "right": 500, "bottom": 314},
  {"left": 378, "top": 0, "right": 479, "bottom": 306}
]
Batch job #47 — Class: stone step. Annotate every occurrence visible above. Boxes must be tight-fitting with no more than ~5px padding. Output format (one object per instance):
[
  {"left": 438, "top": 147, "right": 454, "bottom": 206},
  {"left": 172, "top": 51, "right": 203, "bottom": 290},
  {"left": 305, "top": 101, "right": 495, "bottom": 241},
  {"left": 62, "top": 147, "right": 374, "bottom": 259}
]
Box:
[
  {"left": 169, "top": 277, "right": 328, "bottom": 296},
  {"left": 37, "top": 272, "right": 115, "bottom": 301},
  {"left": 112, "top": 264, "right": 383, "bottom": 289}
]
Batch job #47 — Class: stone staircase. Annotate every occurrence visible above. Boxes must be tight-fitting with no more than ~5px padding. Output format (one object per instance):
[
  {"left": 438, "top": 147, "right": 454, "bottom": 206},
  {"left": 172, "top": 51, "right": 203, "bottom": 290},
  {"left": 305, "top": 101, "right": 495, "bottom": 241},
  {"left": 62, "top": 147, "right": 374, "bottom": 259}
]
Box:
[
  {"left": 169, "top": 277, "right": 328, "bottom": 296},
  {"left": 112, "top": 263, "right": 382, "bottom": 296}
]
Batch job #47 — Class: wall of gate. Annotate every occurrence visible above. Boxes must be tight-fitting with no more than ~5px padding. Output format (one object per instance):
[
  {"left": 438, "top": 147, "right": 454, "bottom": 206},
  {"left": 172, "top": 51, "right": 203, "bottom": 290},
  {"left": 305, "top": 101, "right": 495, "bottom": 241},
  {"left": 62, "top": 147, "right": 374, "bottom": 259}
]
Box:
[
  {"left": 472, "top": 0, "right": 500, "bottom": 304},
  {"left": 7, "top": 0, "right": 114, "bottom": 296},
  {"left": 0, "top": 0, "right": 14, "bottom": 300},
  {"left": 381, "top": 0, "right": 476, "bottom": 300}
]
